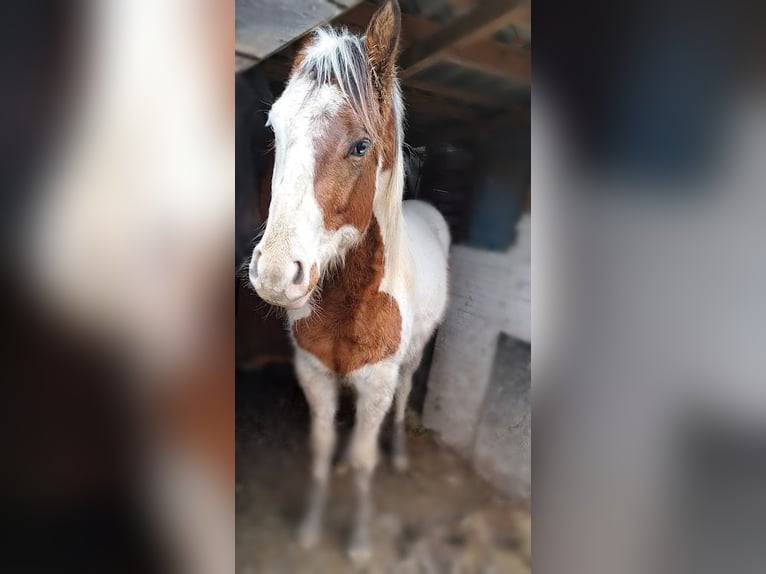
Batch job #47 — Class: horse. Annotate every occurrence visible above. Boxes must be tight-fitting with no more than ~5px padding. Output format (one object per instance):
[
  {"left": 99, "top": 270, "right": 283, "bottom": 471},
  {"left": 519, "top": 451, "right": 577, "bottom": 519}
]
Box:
[{"left": 247, "top": 0, "right": 450, "bottom": 561}]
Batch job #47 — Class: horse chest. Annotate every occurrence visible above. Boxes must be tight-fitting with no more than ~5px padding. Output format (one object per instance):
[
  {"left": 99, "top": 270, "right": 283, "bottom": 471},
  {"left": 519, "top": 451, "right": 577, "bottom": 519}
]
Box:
[{"left": 292, "top": 219, "right": 402, "bottom": 375}]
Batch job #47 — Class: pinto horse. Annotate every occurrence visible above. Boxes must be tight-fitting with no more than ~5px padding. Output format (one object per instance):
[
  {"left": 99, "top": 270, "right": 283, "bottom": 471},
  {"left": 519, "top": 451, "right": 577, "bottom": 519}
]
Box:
[{"left": 248, "top": 0, "right": 450, "bottom": 561}]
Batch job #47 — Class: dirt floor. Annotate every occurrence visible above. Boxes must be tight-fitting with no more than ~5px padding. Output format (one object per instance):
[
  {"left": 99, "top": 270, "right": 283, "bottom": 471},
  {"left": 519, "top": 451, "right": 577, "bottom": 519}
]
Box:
[{"left": 236, "top": 364, "right": 531, "bottom": 574}]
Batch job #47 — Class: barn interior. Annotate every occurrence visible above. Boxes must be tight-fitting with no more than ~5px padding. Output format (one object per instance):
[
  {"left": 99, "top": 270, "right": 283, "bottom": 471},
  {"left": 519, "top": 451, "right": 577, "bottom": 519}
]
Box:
[{"left": 236, "top": 1, "right": 530, "bottom": 571}]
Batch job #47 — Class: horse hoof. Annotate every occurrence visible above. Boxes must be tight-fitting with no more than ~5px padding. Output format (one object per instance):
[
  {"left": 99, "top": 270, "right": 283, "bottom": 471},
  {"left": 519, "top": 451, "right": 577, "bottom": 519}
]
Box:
[
  {"left": 348, "top": 541, "right": 372, "bottom": 565},
  {"left": 297, "top": 521, "right": 319, "bottom": 549},
  {"left": 393, "top": 454, "right": 409, "bottom": 473}
]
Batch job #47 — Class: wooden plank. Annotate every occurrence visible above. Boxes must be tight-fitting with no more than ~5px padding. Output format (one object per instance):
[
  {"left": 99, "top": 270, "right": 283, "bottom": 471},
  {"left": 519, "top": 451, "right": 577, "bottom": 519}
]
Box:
[
  {"left": 403, "top": 89, "right": 482, "bottom": 121},
  {"left": 398, "top": 0, "right": 525, "bottom": 79},
  {"left": 493, "top": 0, "right": 531, "bottom": 37},
  {"left": 430, "top": 109, "right": 529, "bottom": 144},
  {"left": 236, "top": 52, "right": 259, "bottom": 73},
  {"left": 405, "top": 79, "right": 511, "bottom": 110},
  {"left": 336, "top": 2, "right": 529, "bottom": 85},
  {"left": 236, "top": 0, "right": 362, "bottom": 62},
  {"left": 250, "top": 1, "right": 530, "bottom": 113},
  {"left": 442, "top": 45, "right": 529, "bottom": 85},
  {"left": 447, "top": 1, "right": 529, "bottom": 44}
]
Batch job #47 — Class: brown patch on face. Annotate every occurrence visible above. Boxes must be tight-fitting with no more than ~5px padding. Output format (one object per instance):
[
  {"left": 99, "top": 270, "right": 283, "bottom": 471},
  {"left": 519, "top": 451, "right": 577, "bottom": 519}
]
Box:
[
  {"left": 292, "top": 217, "right": 401, "bottom": 375},
  {"left": 313, "top": 103, "right": 379, "bottom": 232}
]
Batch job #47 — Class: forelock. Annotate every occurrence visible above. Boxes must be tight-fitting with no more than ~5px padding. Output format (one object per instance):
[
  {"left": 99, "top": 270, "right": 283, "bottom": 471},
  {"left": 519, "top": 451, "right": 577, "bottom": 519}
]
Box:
[{"left": 294, "top": 27, "right": 380, "bottom": 139}]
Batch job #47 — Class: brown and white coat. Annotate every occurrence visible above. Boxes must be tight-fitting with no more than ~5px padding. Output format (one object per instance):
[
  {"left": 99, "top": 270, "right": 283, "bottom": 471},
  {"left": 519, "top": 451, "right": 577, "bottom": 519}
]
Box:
[{"left": 248, "top": 0, "right": 450, "bottom": 561}]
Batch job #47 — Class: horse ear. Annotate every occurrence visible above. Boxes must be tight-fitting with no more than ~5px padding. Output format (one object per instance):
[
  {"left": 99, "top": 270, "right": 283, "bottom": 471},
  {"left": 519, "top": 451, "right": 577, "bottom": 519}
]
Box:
[
  {"left": 365, "top": 0, "right": 401, "bottom": 91},
  {"left": 289, "top": 33, "right": 313, "bottom": 74}
]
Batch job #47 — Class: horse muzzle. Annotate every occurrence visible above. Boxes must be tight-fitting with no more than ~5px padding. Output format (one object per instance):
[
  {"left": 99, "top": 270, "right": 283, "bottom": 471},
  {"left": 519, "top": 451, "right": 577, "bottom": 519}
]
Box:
[{"left": 249, "top": 247, "right": 314, "bottom": 309}]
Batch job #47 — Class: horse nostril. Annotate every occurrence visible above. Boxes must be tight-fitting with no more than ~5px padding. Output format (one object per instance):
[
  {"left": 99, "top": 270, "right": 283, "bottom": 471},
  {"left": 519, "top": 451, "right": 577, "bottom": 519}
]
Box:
[
  {"left": 292, "top": 260, "right": 304, "bottom": 286},
  {"left": 250, "top": 249, "right": 261, "bottom": 278}
]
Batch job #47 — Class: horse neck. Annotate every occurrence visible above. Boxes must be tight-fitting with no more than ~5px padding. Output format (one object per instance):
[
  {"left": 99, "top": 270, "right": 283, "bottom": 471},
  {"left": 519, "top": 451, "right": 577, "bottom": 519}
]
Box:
[{"left": 371, "top": 143, "right": 409, "bottom": 292}]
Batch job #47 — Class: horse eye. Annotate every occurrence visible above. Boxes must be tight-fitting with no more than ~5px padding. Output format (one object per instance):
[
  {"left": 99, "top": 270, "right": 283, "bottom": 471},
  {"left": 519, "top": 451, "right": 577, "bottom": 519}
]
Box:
[{"left": 350, "top": 139, "right": 371, "bottom": 157}]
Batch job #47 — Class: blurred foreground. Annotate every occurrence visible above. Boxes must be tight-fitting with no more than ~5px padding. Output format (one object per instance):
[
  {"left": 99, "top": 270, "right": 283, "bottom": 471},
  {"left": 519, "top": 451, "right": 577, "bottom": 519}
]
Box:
[
  {"left": 2, "top": 1, "right": 234, "bottom": 573},
  {"left": 534, "top": 1, "right": 766, "bottom": 573}
]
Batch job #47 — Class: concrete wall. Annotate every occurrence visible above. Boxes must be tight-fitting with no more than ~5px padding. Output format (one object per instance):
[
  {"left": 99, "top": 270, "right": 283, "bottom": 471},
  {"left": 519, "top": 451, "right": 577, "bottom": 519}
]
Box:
[{"left": 423, "top": 214, "right": 530, "bottom": 499}]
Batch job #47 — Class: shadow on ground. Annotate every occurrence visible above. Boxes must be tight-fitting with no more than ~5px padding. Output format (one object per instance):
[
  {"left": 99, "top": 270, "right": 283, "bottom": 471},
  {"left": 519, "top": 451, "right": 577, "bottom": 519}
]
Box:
[{"left": 236, "top": 364, "right": 531, "bottom": 574}]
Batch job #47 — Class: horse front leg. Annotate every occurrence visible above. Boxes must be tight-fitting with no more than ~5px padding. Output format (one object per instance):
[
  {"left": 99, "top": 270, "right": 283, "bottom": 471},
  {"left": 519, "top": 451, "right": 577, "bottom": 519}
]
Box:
[
  {"left": 346, "top": 362, "right": 398, "bottom": 563},
  {"left": 294, "top": 353, "right": 338, "bottom": 549},
  {"left": 392, "top": 359, "right": 418, "bottom": 472}
]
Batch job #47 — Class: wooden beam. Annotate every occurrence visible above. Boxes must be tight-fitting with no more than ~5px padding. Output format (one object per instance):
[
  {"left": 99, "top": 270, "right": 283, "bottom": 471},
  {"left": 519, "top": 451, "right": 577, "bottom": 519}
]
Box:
[
  {"left": 253, "top": 1, "right": 530, "bottom": 107},
  {"left": 236, "top": 52, "right": 259, "bottom": 73},
  {"left": 236, "top": 0, "right": 363, "bottom": 64},
  {"left": 442, "top": 44, "right": 529, "bottom": 85},
  {"left": 405, "top": 79, "right": 511, "bottom": 110},
  {"left": 398, "top": 0, "right": 525, "bottom": 79},
  {"left": 433, "top": 109, "right": 529, "bottom": 144},
  {"left": 403, "top": 89, "right": 482, "bottom": 121},
  {"left": 447, "top": 1, "right": 529, "bottom": 44},
  {"left": 336, "top": 2, "right": 529, "bottom": 85}
]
